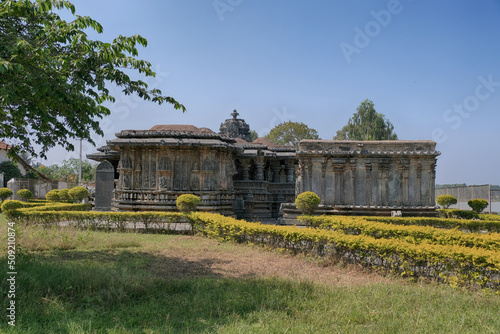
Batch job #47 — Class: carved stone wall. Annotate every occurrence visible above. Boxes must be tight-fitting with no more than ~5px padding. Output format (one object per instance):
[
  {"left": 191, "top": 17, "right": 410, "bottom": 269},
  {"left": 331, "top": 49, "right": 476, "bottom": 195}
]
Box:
[
  {"left": 107, "top": 127, "right": 240, "bottom": 214},
  {"left": 281, "top": 140, "right": 440, "bottom": 222}
]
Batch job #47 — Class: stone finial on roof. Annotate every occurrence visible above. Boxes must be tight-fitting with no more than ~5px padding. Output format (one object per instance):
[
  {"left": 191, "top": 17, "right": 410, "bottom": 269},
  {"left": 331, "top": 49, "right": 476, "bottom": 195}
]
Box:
[{"left": 219, "top": 110, "right": 252, "bottom": 142}]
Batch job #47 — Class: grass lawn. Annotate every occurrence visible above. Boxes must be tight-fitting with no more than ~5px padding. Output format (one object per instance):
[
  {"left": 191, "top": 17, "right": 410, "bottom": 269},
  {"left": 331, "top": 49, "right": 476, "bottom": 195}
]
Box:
[{"left": 1, "top": 213, "right": 499, "bottom": 333}]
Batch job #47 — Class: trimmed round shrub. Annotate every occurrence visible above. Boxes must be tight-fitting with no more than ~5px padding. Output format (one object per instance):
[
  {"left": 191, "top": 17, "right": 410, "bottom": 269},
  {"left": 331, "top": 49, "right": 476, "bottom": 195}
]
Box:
[
  {"left": 59, "top": 188, "right": 70, "bottom": 201},
  {"left": 468, "top": 199, "right": 488, "bottom": 213},
  {"left": 0, "top": 187, "right": 13, "bottom": 201},
  {"left": 1, "top": 200, "right": 24, "bottom": 212},
  {"left": 176, "top": 194, "right": 201, "bottom": 213},
  {"left": 436, "top": 194, "right": 457, "bottom": 209},
  {"left": 295, "top": 191, "right": 320, "bottom": 215},
  {"left": 68, "top": 186, "right": 89, "bottom": 202},
  {"left": 45, "top": 189, "right": 60, "bottom": 201},
  {"left": 17, "top": 189, "right": 33, "bottom": 201}
]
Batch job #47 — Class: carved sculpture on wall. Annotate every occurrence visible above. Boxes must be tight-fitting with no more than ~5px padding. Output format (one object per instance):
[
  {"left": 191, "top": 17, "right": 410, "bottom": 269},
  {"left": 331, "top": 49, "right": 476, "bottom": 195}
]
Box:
[
  {"left": 191, "top": 174, "right": 200, "bottom": 190},
  {"left": 159, "top": 176, "right": 169, "bottom": 189},
  {"left": 159, "top": 155, "right": 172, "bottom": 171},
  {"left": 123, "top": 174, "right": 131, "bottom": 189},
  {"left": 122, "top": 156, "right": 132, "bottom": 169}
]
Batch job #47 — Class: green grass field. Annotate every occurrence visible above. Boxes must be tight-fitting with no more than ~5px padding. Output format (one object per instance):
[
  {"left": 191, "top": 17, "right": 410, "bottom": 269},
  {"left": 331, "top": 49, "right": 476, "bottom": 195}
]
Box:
[{"left": 1, "top": 213, "right": 500, "bottom": 333}]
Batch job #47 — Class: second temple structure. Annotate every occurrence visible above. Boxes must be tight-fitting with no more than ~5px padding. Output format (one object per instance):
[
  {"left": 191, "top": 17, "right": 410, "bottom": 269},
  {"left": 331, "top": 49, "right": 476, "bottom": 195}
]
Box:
[{"left": 89, "top": 110, "right": 440, "bottom": 222}]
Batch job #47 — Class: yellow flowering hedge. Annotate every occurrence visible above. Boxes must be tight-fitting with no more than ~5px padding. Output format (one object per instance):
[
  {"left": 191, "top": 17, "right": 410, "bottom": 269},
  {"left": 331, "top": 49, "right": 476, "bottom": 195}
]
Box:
[
  {"left": 4, "top": 202, "right": 91, "bottom": 220},
  {"left": 365, "top": 216, "right": 500, "bottom": 233},
  {"left": 8, "top": 210, "right": 186, "bottom": 231},
  {"left": 4, "top": 204, "right": 500, "bottom": 289},
  {"left": 191, "top": 212, "right": 500, "bottom": 290},
  {"left": 299, "top": 215, "right": 500, "bottom": 251}
]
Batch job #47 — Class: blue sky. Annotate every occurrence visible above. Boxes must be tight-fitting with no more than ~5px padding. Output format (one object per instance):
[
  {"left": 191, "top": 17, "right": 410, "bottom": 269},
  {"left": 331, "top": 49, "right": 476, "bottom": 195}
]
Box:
[{"left": 45, "top": 0, "right": 500, "bottom": 186}]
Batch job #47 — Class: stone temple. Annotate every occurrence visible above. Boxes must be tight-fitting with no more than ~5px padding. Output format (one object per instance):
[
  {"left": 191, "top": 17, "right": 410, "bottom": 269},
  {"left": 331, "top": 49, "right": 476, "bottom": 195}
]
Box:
[
  {"left": 89, "top": 110, "right": 440, "bottom": 222},
  {"left": 89, "top": 110, "right": 296, "bottom": 221}
]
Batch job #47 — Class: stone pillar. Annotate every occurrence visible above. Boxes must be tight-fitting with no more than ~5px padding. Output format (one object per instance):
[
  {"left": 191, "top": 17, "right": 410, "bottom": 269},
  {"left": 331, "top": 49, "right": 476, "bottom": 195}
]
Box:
[
  {"left": 416, "top": 159, "right": 423, "bottom": 206},
  {"left": 241, "top": 159, "right": 251, "bottom": 181},
  {"left": 429, "top": 160, "right": 437, "bottom": 205},
  {"left": 129, "top": 149, "right": 135, "bottom": 190},
  {"left": 134, "top": 150, "right": 142, "bottom": 190},
  {"left": 324, "top": 158, "right": 335, "bottom": 205},
  {"left": 191, "top": 150, "right": 201, "bottom": 191},
  {"left": 271, "top": 161, "right": 281, "bottom": 183},
  {"left": 318, "top": 158, "right": 328, "bottom": 204},
  {"left": 95, "top": 160, "right": 115, "bottom": 211},
  {"left": 141, "top": 149, "right": 149, "bottom": 189},
  {"left": 332, "top": 158, "right": 345, "bottom": 205},
  {"left": 309, "top": 157, "right": 324, "bottom": 200},
  {"left": 174, "top": 151, "right": 182, "bottom": 191},
  {"left": 400, "top": 158, "right": 410, "bottom": 206},
  {"left": 348, "top": 159, "right": 357, "bottom": 205},
  {"left": 378, "top": 159, "right": 390, "bottom": 206},
  {"left": 365, "top": 161, "right": 372, "bottom": 206},
  {"left": 285, "top": 160, "right": 295, "bottom": 183},
  {"left": 421, "top": 159, "right": 433, "bottom": 206},
  {"left": 255, "top": 155, "right": 264, "bottom": 181},
  {"left": 295, "top": 160, "right": 304, "bottom": 196},
  {"left": 302, "top": 158, "right": 312, "bottom": 193},
  {"left": 151, "top": 148, "right": 157, "bottom": 190},
  {"left": 371, "top": 159, "right": 384, "bottom": 206}
]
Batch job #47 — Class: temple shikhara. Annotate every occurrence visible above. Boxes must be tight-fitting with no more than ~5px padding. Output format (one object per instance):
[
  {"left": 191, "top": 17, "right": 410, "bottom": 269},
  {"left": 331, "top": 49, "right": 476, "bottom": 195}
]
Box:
[{"left": 89, "top": 110, "right": 440, "bottom": 223}]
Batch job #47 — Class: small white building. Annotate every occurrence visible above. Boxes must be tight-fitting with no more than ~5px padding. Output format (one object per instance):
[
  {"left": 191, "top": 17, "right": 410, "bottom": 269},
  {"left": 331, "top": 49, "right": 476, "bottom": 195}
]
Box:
[
  {"left": 0, "top": 141, "right": 50, "bottom": 188},
  {"left": 0, "top": 141, "right": 29, "bottom": 176}
]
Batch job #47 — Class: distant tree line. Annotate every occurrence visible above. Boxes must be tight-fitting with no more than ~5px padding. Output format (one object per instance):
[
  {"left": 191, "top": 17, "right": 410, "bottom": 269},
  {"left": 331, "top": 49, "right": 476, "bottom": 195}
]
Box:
[{"left": 261, "top": 99, "right": 397, "bottom": 148}]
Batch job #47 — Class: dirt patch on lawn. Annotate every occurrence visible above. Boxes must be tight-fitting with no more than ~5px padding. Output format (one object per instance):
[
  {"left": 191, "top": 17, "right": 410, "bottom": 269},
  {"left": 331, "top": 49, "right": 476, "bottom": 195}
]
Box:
[{"left": 146, "top": 236, "right": 391, "bottom": 287}]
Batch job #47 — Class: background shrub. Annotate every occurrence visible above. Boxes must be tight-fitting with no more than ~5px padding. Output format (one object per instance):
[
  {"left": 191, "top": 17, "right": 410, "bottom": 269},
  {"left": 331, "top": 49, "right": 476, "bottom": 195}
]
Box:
[
  {"left": 438, "top": 209, "right": 479, "bottom": 220},
  {"left": 436, "top": 195, "right": 457, "bottom": 209},
  {"left": 59, "top": 188, "right": 70, "bottom": 201},
  {"left": 1, "top": 199, "right": 24, "bottom": 212},
  {"left": 69, "top": 186, "right": 89, "bottom": 202},
  {"left": 0, "top": 187, "right": 13, "bottom": 201},
  {"left": 176, "top": 194, "right": 201, "bottom": 213},
  {"left": 468, "top": 199, "right": 488, "bottom": 213},
  {"left": 295, "top": 191, "right": 320, "bottom": 215},
  {"left": 17, "top": 189, "right": 33, "bottom": 201},
  {"left": 45, "top": 189, "right": 60, "bottom": 201}
]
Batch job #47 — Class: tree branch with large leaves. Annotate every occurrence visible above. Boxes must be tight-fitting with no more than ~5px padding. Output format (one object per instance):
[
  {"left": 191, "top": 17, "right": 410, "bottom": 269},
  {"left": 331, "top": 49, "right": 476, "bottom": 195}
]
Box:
[{"left": 0, "top": 0, "right": 185, "bottom": 158}]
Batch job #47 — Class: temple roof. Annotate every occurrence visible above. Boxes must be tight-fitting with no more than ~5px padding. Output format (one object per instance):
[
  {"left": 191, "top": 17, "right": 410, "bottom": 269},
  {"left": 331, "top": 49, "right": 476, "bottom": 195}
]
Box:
[
  {"left": 297, "top": 140, "right": 440, "bottom": 157},
  {"left": 149, "top": 125, "right": 214, "bottom": 133},
  {"left": 253, "top": 137, "right": 278, "bottom": 147}
]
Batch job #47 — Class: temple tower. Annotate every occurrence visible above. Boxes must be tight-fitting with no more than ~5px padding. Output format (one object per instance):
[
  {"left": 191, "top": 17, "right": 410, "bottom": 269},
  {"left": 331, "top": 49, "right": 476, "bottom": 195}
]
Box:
[{"left": 219, "top": 109, "right": 253, "bottom": 142}]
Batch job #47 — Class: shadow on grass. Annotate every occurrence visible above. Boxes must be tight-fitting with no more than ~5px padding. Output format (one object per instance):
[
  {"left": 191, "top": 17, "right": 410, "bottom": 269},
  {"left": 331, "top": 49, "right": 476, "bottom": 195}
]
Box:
[{"left": 0, "top": 250, "right": 317, "bottom": 333}]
